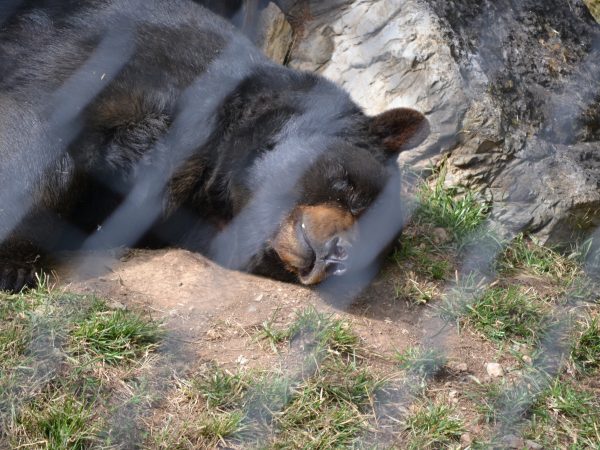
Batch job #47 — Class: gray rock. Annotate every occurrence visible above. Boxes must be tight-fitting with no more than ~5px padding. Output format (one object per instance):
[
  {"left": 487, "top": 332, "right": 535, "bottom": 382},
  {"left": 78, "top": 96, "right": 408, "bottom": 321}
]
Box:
[
  {"left": 501, "top": 434, "right": 525, "bottom": 449},
  {"left": 288, "top": 0, "right": 468, "bottom": 169},
  {"left": 525, "top": 439, "right": 543, "bottom": 450},
  {"left": 256, "top": 2, "right": 294, "bottom": 64},
  {"left": 485, "top": 362, "right": 504, "bottom": 377}
]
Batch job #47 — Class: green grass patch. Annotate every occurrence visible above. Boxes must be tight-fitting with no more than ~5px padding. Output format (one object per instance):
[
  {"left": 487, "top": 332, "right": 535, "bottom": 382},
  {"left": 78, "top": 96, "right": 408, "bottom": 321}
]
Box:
[
  {"left": 466, "top": 372, "right": 549, "bottom": 427},
  {"left": 414, "top": 164, "right": 489, "bottom": 240},
  {"left": 22, "top": 394, "right": 100, "bottom": 450},
  {"left": 0, "top": 285, "right": 163, "bottom": 448},
  {"left": 197, "top": 410, "right": 247, "bottom": 443},
  {"left": 259, "top": 307, "right": 360, "bottom": 357},
  {"left": 403, "top": 401, "right": 465, "bottom": 449},
  {"left": 526, "top": 379, "right": 600, "bottom": 448},
  {"left": 497, "top": 234, "right": 580, "bottom": 283},
  {"left": 155, "top": 308, "right": 381, "bottom": 449},
  {"left": 273, "top": 361, "right": 378, "bottom": 449},
  {"left": 570, "top": 315, "right": 600, "bottom": 374},
  {"left": 159, "top": 362, "right": 381, "bottom": 449},
  {"left": 70, "top": 300, "right": 163, "bottom": 365},
  {"left": 188, "top": 366, "right": 248, "bottom": 410},
  {"left": 395, "top": 346, "right": 447, "bottom": 379},
  {"left": 441, "top": 285, "right": 550, "bottom": 344}
]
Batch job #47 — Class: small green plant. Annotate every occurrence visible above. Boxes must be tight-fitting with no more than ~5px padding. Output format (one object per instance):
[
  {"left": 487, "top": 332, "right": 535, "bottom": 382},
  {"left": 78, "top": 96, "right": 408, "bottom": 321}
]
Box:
[
  {"left": 259, "top": 307, "right": 359, "bottom": 357},
  {"left": 188, "top": 366, "right": 248, "bottom": 410},
  {"left": 415, "top": 164, "right": 489, "bottom": 240},
  {"left": 497, "top": 234, "right": 580, "bottom": 282},
  {"left": 526, "top": 379, "right": 600, "bottom": 448},
  {"left": 198, "top": 411, "right": 246, "bottom": 443},
  {"left": 395, "top": 346, "right": 447, "bottom": 379},
  {"left": 27, "top": 396, "right": 99, "bottom": 450},
  {"left": 71, "top": 301, "right": 162, "bottom": 364},
  {"left": 570, "top": 316, "right": 600, "bottom": 374},
  {"left": 404, "top": 401, "right": 465, "bottom": 449},
  {"left": 451, "top": 285, "right": 549, "bottom": 344}
]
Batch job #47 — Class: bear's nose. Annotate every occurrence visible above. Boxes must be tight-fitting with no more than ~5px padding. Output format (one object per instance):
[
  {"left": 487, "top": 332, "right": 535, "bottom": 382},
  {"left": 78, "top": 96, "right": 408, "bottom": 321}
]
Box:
[
  {"left": 322, "top": 236, "right": 350, "bottom": 261},
  {"left": 322, "top": 236, "right": 350, "bottom": 276}
]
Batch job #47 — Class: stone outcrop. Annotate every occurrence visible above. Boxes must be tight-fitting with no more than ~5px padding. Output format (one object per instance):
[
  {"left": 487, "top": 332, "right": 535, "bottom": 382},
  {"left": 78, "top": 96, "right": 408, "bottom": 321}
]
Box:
[{"left": 265, "top": 0, "right": 600, "bottom": 244}]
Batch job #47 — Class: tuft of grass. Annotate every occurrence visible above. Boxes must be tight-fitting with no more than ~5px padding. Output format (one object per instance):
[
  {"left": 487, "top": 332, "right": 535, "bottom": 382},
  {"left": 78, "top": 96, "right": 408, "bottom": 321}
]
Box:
[
  {"left": 394, "top": 274, "right": 438, "bottom": 305},
  {"left": 497, "top": 234, "right": 580, "bottom": 283},
  {"left": 414, "top": 164, "right": 489, "bottom": 240},
  {"left": 403, "top": 401, "right": 465, "bottom": 449},
  {"left": 395, "top": 346, "right": 447, "bottom": 379},
  {"left": 442, "top": 285, "right": 550, "bottom": 344},
  {"left": 392, "top": 233, "right": 452, "bottom": 281},
  {"left": 197, "top": 410, "right": 246, "bottom": 442},
  {"left": 466, "top": 370, "right": 550, "bottom": 428},
  {"left": 188, "top": 366, "right": 248, "bottom": 410},
  {"left": 259, "top": 307, "right": 359, "bottom": 357},
  {"left": 570, "top": 315, "right": 600, "bottom": 374},
  {"left": 273, "top": 362, "right": 378, "bottom": 449},
  {"left": 25, "top": 396, "right": 100, "bottom": 450},
  {"left": 70, "top": 301, "right": 163, "bottom": 365},
  {"left": 526, "top": 379, "right": 600, "bottom": 448}
]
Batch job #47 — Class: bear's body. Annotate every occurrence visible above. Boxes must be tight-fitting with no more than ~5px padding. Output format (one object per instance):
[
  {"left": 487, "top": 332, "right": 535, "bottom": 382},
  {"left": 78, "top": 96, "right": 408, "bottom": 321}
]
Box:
[{"left": 0, "top": 0, "right": 429, "bottom": 292}]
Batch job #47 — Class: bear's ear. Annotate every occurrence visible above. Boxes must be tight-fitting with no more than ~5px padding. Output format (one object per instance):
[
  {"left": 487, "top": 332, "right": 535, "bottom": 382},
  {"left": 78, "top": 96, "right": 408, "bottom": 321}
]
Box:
[{"left": 369, "top": 107, "right": 430, "bottom": 154}]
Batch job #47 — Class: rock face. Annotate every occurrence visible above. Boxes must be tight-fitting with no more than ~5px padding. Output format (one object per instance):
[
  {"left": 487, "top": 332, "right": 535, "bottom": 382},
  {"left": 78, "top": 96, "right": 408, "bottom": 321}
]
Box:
[
  {"left": 287, "top": 0, "right": 466, "bottom": 168},
  {"left": 283, "top": 0, "right": 600, "bottom": 244},
  {"left": 256, "top": 2, "right": 294, "bottom": 64}
]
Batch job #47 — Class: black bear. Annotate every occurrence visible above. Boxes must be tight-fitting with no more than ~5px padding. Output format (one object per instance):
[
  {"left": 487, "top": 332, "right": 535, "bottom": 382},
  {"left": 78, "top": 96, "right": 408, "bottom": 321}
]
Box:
[{"left": 0, "top": 0, "right": 429, "bottom": 292}]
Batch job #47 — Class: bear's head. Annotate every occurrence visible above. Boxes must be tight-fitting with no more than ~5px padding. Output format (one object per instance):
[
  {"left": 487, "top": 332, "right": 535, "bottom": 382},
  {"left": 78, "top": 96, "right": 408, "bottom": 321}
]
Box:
[{"left": 269, "top": 107, "right": 429, "bottom": 285}]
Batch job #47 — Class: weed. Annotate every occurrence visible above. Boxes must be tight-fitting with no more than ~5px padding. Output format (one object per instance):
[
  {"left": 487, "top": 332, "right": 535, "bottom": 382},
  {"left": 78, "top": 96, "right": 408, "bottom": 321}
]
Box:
[
  {"left": 451, "top": 285, "right": 550, "bottom": 344},
  {"left": 570, "top": 315, "right": 600, "bottom": 374},
  {"left": 526, "top": 379, "right": 600, "bottom": 448},
  {"left": 414, "top": 164, "right": 489, "bottom": 240},
  {"left": 497, "top": 234, "right": 580, "bottom": 283},
  {"left": 188, "top": 366, "right": 248, "bottom": 410},
  {"left": 71, "top": 302, "right": 163, "bottom": 364},
  {"left": 403, "top": 401, "right": 464, "bottom": 449},
  {"left": 395, "top": 346, "right": 447, "bottom": 379}
]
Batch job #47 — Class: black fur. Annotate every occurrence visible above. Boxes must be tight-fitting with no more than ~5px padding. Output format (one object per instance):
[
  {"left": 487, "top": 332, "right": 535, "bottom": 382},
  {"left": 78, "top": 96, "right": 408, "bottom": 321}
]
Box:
[{"left": 0, "top": 0, "right": 424, "bottom": 292}]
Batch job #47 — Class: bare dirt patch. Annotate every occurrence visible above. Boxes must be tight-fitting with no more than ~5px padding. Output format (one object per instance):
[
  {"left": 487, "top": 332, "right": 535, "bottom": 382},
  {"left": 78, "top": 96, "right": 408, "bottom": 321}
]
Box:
[{"left": 55, "top": 248, "right": 496, "bottom": 379}]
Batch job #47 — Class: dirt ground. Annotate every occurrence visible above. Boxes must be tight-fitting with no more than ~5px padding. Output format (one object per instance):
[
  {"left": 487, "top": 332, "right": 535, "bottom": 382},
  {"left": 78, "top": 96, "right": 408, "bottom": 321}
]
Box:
[{"left": 55, "top": 247, "right": 501, "bottom": 395}]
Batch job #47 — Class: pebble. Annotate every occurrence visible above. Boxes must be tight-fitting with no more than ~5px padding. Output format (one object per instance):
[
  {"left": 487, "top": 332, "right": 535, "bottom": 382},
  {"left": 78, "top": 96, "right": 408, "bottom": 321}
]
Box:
[
  {"left": 455, "top": 362, "right": 468, "bottom": 372},
  {"left": 449, "top": 390, "right": 459, "bottom": 403},
  {"left": 236, "top": 355, "right": 248, "bottom": 366},
  {"left": 525, "top": 440, "right": 543, "bottom": 449},
  {"left": 460, "top": 432, "right": 473, "bottom": 446},
  {"left": 501, "top": 434, "right": 524, "bottom": 449},
  {"left": 485, "top": 362, "right": 504, "bottom": 378},
  {"left": 107, "top": 301, "right": 126, "bottom": 310},
  {"left": 432, "top": 227, "right": 451, "bottom": 244}
]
